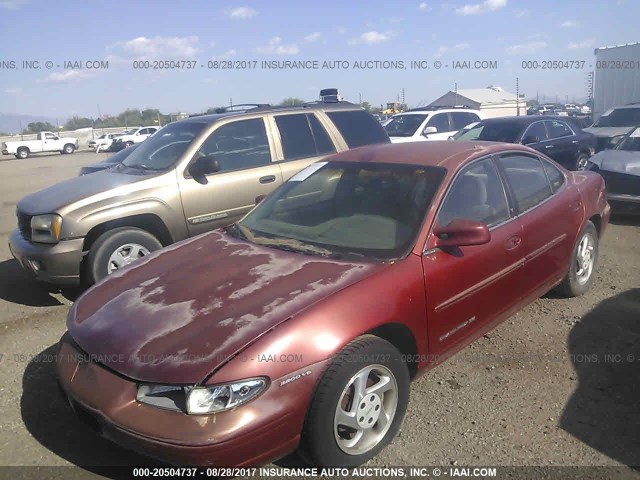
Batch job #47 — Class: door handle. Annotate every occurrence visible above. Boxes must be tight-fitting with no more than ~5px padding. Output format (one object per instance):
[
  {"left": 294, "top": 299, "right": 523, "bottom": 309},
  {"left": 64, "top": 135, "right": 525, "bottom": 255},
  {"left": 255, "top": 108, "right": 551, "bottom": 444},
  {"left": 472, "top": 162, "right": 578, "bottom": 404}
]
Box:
[
  {"left": 505, "top": 235, "right": 522, "bottom": 250},
  {"left": 259, "top": 175, "right": 276, "bottom": 184},
  {"left": 571, "top": 140, "right": 579, "bottom": 144},
  {"left": 545, "top": 145, "right": 554, "bottom": 149}
]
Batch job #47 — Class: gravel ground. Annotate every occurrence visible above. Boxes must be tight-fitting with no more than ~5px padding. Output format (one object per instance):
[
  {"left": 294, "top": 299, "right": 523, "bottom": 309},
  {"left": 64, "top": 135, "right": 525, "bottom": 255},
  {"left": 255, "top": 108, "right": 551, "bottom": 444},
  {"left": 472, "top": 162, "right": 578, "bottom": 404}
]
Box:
[{"left": 0, "top": 151, "right": 638, "bottom": 479}]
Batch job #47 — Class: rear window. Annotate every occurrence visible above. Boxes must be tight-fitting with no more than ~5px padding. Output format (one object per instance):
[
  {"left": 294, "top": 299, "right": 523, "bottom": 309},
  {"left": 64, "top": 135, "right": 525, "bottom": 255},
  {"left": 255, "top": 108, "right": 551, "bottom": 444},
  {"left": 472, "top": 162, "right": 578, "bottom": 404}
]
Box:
[
  {"left": 326, "top": 110, "right": 390, "bottom": 148},
  {"left": 275, "top": 113, "right": 336, "bottom": 160}
]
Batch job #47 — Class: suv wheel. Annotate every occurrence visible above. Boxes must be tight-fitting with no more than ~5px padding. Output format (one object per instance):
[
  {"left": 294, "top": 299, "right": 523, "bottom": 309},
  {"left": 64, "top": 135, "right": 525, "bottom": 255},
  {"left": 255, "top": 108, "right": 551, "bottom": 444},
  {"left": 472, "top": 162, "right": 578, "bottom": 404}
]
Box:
[
  {"left": 86, "top": 227, "right": 162, "bottom": 284},
  {"left": 575, "top": 153, "right": 590, "bottom": 171},
  {"left": 301, "top": 335, "right": 409, "bottom": 466}
]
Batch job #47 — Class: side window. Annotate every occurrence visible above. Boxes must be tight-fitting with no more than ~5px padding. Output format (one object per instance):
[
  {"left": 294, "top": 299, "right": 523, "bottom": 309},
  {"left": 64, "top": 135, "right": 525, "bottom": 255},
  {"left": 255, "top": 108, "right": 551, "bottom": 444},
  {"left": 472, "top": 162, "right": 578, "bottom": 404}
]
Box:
[
  {"left": 451, "top": 112, "right": 480, "bottom": 130},
  {"left": 498, "top": 155, "right": 553, "bottom": 213},
  {"left": 308, "top": 115, "right": 336, "bottom": 155},
  {"left": 521, "top": 122, "right": 548, "bottom": 144},
  {"left": 275, "top": 114, "right": 335, "bottom": 160},
  {"left": 195, "top": 118, "right": 272, "bottom": 172},
  {"left": 426, "top": 113, "right": 451, "bottom": 133},
  {"left": 138, "top": 129, "right": 147, "bottom": 135},
  {"left": 45, "top": 133, "right": 57, "bottom": 140},
  {"left": 149, "top": 128, "right": 158, "bottom": 134},
  {"left": 325, "top": 110, "right": 389, "bottom": 148},
  {"left": 437, "top": 158, "right": 510, "bottom": 227},
  {"left": 545, "top": 120, "right": 573, "bottom": 139},
  {"left": 542, "top": 160, "right": 565, "bottom": 193}
]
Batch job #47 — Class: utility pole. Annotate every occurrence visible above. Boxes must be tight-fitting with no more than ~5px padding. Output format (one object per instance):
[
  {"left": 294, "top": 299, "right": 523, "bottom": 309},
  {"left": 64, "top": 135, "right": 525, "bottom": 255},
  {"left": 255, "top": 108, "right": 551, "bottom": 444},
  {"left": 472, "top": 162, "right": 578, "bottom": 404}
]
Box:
[
  {"left": 359, "top": 93, "right": 362, "bottom": 105},
  {"left": 454, "top": 82, "right": 458, "bottom": 106},
  {"left": 401, "top": 88, "right": 405, "bottom": 107},
  {"left": 157, "top": 111, "right": 161, "bottom": 127},
  {"left": 516, "top": 77, "right": 520, "bottom": 116}
]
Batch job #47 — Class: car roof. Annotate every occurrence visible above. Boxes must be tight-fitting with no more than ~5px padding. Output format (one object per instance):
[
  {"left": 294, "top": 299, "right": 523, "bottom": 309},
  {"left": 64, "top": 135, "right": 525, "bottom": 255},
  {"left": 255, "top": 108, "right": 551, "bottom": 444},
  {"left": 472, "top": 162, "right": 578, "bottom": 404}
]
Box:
[
  {"left": 179, "top": 102, "right": 364, "bottom": 125},
  {"left": 324, "top": 140, "right": 533, "bottom": 170}
]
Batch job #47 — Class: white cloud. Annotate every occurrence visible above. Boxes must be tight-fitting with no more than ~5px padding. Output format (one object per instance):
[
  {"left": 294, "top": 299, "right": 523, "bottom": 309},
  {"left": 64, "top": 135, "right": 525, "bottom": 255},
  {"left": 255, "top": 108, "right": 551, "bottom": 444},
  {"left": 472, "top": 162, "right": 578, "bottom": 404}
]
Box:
[
  {"left": 514, "top": 9, "right": 529, "bottom": 17},
  {"left": 225, "top": 6, "right": 257, "bottom": 19},
  {"left": 433, "top": 42, "right": 469, "bottom": 58},
  {"left": 349, "top": 31, "right": 392, "bottom": 46},
  {"left": 506, "top": 41, "right": 547, "bottom": 54},
  {"left": 418, "top": 2, "right": 431, "bottom": 11},
  {"left": 456, "top": 0, "right": 507, "bottom": 15},
  {"left": 255, "top": 37, "right": 299, "bottom": 55},
  {"left": 0, "top": 0, "right": 28, "bottom": 9},
  {"left": 304, "top": 32, "right": 321, "bottom": 42},
  {"left": 42, "top": 70, "right": 92, "bottom": 83},
  {"left": 568, "top": 38, "right": 595, "bottom": 49},
  {"left": 217, "top": 49, "right": 237, "bottom": 58},
  {"left": 108, "top": 36, "right": 199, "bottom": 61},
  {"left": 4, "top": 87, "right": 22, "bottom": 94},
  {"left": 561, "top": 20, "right": 578, "bottom": 28}
]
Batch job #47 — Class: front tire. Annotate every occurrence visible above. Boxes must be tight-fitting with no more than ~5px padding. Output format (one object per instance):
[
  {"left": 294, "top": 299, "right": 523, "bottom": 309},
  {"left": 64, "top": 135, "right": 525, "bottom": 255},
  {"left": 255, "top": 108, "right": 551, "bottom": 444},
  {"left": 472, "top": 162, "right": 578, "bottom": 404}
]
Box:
[
  {"left": 557, "top": 221, "right": 598, "bottom": 297},
  {"left": 301, "top": 335, "right": 409, "bottom": 467},
  {"left": 575, "top": 152, "right": 590, "bottom": 171},
  {"left": 86, "top": 227, "right": 162, "bottom": 284},
  {"left": 62, "top": 144, "right": 76, "bottom": 154}
]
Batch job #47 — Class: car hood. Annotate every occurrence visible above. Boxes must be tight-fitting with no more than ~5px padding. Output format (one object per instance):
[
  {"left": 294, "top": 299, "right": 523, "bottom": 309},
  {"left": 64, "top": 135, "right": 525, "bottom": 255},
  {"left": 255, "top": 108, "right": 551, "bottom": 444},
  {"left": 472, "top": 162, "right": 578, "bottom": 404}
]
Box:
[
  {"left": 589, "top": 149, "right": 640, "bottom": 176},
  {"left": 17, "top": 168, "right": 153, "bottom": 215},
  {"left": 583, "top": 126, "right": 634, "bottom": 138},
  {"left": 67, "top": 231, "right": 386, "bottom": 384},
  {"left": 390, "top": 136, "right": 423, "bottom": 143},
  {"left": 78, "top": 160, "right": 119, "bottom": 176}
]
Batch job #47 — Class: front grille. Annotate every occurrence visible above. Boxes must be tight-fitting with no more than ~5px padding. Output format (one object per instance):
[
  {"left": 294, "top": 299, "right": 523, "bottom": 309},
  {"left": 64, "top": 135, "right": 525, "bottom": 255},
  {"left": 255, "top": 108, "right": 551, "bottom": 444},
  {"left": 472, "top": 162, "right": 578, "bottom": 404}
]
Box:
[
  {"left": 17, "top": 210, "right": 32, "bottom": 241},
  {"left": 600, "top": 171, "right": 640, "bottom": 196}
]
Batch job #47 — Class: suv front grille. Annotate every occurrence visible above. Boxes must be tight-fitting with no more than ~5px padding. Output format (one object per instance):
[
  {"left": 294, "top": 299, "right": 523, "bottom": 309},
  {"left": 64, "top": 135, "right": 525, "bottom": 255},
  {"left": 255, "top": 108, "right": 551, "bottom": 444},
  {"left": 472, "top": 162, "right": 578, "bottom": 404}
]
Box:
[{"left": 17, "top": 211, "right": 32, "bottom": 241}]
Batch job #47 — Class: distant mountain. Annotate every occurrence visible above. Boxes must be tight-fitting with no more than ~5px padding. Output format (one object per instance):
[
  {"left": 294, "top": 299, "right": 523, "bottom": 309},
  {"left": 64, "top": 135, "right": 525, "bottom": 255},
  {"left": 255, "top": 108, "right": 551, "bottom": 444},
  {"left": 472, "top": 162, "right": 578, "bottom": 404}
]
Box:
[{"left": 0, "top": 112, "right": 66, "bottom": 134}]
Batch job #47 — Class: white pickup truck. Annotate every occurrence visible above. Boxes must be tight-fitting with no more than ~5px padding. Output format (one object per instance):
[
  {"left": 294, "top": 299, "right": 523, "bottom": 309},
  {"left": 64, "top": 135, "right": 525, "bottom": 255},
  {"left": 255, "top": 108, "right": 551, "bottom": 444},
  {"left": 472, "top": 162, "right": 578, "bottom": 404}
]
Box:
[{"left": 2, "top": 132, "right": 80, "bottom": 159}]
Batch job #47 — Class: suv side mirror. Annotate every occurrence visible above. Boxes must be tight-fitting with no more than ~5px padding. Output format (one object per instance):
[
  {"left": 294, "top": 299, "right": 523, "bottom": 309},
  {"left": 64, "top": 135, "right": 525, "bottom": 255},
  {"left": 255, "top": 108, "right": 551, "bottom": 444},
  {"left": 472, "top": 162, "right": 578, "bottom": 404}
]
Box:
[
  {"left": 422, "top": 126, "right": 438, "bottom": 136},
  {"left": 433, "top": 218, "right": 490, "bottom": 248},
  {"left": 189, "top": 155, "right": 221, "bottom": 178}
]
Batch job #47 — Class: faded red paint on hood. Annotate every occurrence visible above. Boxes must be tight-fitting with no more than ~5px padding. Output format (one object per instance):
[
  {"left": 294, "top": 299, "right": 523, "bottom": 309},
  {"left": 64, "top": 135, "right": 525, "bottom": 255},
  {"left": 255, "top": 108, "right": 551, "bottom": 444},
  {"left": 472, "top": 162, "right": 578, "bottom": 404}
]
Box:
[{"left": 67, "top": 231, "right": 385, "bottom": 384}]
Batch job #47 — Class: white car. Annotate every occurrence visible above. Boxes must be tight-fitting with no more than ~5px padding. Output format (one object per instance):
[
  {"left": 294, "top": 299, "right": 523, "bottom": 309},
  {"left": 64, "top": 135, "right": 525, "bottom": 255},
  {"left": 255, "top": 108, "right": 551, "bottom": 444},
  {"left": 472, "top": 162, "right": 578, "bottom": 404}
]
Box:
[
  {"left": 88, "top": 133, "right": 122, "bottom": 152},
  {"left": 383, "top": 108, "right": 484, "bottom": 143},
  {"left": 111, "top": 126, "right": 159, "bottom": 148},
  {"left": 2, "top": 131, "right": 79, "bottom": 159}
]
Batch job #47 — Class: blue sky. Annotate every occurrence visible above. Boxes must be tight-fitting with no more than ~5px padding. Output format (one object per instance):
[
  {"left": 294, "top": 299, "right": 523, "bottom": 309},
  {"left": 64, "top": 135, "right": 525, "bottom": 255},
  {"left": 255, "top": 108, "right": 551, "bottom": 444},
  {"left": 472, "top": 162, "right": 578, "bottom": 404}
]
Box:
[{"left": 0, "top": 0, "right": 638, "bottom": 118}]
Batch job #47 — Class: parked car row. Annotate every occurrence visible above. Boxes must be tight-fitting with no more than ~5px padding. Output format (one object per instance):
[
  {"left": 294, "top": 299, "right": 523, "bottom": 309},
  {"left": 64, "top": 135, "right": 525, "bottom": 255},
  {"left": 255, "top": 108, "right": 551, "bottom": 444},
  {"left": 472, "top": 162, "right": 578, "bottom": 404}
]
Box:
[{"left": 5, "top": 88, "right": 621, "bottom": 468}]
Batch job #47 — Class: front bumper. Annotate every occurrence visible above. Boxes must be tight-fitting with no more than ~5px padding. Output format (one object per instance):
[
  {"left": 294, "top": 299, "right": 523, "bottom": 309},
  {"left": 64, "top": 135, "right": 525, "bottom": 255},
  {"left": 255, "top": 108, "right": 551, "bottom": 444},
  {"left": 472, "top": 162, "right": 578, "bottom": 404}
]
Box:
[
  {"left": 8, "top": 229, "right": 84, "bottom": 285},
  {"left": 56, "top": 335, "right": 311, "bottom": 466}
]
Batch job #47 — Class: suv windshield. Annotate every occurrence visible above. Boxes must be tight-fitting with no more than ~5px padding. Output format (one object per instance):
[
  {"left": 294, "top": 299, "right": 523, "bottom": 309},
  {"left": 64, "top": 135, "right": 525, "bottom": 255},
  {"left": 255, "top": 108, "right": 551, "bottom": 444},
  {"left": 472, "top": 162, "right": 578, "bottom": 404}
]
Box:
[
  {"left": 617, "top": 128, "right": 640, "bottom": 151},
  {"left": 593, "top": 107, "right": 640, "bottom": 127},
  {"left": 122, "top": 121, "right": 207, "bottom": 170},
  {"left": 384, "top": 114, "right": 427, "bottom": 137},
  {"left": 452, "top": 121, "right": 522, "bottom": 143},
  {"left": 235, "top": 161, "right": 445, "bottom": 260}
]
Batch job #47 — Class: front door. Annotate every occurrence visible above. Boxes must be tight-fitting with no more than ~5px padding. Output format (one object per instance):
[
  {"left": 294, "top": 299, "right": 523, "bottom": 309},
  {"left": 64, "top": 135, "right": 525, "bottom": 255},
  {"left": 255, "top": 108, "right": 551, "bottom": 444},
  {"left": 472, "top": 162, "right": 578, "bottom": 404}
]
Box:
[
  {"left": 423, "top": 157, "right": 525, "bottom": 356},
  {"left": 178, "top": 118, "right": 283, "bottom": 236}
]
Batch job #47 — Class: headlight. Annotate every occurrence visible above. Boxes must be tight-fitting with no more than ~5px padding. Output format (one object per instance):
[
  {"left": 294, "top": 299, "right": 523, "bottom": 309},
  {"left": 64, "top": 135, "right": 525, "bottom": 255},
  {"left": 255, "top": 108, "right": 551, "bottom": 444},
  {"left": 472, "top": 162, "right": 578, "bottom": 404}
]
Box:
[
  {"left": 31, "top": 214, "right": 62, "bottom": 243},
  {"left": 187, "top": 378, "right": 267, "bottom": 414}
]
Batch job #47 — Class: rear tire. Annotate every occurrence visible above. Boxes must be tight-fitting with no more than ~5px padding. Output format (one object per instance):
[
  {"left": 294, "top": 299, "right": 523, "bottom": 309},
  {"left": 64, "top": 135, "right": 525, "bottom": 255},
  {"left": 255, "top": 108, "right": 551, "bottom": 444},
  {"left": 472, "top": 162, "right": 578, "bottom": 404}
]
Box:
[
  {"left": 125, "top": 141, "right": 134, "bottom": 147},
  {"left": 17, "top": 148, "right": 29, "bottom": 159},
  {"left": 301, "top": 335, "right": 409, "bottom": 467},
  {"left": 63, "top": 144, "right": 75, "bottom": 154},
  {"left": 556, "top": 221, "right": 598, "bottom": 297},
  {"left": 86, "top": 227, "right": 162, "bottom": 284}
]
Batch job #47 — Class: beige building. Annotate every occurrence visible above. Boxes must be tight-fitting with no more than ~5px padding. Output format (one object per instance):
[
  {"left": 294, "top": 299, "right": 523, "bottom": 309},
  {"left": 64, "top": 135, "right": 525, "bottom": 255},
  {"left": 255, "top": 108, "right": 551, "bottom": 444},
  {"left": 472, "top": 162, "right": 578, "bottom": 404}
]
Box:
[{"left": 428, "top": 86, "right": 525, "bottom": 118}]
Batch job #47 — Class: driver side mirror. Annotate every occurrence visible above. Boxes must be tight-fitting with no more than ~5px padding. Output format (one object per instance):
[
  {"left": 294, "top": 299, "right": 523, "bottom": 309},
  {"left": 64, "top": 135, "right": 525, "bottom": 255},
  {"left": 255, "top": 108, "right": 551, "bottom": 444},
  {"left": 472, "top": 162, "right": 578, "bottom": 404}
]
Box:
[
  {"left": 433, "top": 218, "right": 490, "bottom": 248},
  {"left": 422, "top": 126, "right": 438, "bottom": 136},
  {"left": 189, "top": 155, "right": 221, "bottom": 178}
]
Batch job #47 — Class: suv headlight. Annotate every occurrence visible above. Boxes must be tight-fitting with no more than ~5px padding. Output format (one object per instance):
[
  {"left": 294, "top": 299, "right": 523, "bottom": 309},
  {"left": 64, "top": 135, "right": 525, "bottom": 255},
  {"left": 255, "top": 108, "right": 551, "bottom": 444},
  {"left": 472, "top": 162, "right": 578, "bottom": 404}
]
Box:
[{"left": 31, "top": 214, "right": 63, "bottom": 243}]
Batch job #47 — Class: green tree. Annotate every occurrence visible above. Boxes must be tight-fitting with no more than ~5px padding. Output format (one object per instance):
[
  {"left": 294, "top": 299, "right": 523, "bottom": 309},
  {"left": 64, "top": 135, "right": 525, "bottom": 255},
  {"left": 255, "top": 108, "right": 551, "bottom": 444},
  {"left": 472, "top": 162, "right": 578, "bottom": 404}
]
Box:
[
  {"left": 25, "top": 121, "right": 56, "bottom": 133},
  {"left": 278, "top": 97, "right": 305, "bottom": 107},
  {"left": 360, "top": 101, "right": 372, "bottom": 111},
  {"left": 64, "top": 116, "right": 94, "bottom": 130}
]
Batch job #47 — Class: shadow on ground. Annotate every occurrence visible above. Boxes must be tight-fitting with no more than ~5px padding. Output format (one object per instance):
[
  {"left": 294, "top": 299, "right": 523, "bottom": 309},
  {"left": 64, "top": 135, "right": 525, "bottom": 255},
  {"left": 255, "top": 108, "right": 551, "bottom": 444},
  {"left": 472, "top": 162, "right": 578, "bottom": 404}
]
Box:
[
  {"left": 21, "top": 345, "right": 164, "bottom": 479},
  {"left": 560, "top": 288, "right": 640, "bottom": 469},
  {"left": 0, "top": 259, "right": 81, "bottom": 307}
]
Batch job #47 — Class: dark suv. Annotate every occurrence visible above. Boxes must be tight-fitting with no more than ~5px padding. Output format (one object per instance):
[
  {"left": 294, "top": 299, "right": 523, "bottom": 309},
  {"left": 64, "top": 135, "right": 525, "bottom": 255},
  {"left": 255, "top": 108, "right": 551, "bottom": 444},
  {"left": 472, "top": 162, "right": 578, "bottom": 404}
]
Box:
[{"left": 10, "top": 100, "right": 389, "bottom": 286}]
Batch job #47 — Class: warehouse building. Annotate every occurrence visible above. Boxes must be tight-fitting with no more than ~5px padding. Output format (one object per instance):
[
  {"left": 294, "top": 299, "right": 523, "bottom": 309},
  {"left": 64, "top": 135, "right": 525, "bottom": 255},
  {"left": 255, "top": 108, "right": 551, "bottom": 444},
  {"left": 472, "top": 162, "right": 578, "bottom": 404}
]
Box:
[{"left": 428, "top": 86, "right": 525, "bottom": 118}]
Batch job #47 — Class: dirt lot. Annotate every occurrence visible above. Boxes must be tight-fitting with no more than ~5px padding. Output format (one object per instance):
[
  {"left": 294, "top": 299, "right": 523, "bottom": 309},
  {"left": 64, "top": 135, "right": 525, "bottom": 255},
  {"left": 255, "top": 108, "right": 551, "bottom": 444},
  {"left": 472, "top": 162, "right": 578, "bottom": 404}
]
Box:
[{"left": 0, "top": 151, "right": 638, "bottom": 478}]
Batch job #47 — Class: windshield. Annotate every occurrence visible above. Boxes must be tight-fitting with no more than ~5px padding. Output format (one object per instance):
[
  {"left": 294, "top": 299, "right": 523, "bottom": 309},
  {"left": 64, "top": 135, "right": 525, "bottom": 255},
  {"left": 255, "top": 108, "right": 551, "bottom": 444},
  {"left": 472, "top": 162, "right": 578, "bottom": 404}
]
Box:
[
  {"left": 617, "top": 128, "right": 640, "bottom": 151},
  {"left": 122, "top": 122, "right": 207, "bottom": 170},
  {"left": 452, "top": 121, "right": 522, "bottom": 143},
  {"left": 593, "top": 108, "right": 640, "bottom": 127},
  {"left": 384, "top": 114, "right": 427, "bottom": 137},
  {"left": 234, "top": 161, "right": 446, "bottom": 260}
]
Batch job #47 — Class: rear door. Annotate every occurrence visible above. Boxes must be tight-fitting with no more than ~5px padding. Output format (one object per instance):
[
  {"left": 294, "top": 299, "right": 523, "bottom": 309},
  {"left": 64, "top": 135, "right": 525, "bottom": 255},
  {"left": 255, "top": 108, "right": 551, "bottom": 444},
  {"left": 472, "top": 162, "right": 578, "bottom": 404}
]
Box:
[
  {"left": 496, "top": 153, "right": 582, "bottom": 297},
  {"left": 451, "top": 112, "right": 482, "bottom": 135},
  {"left": 543, "top": 120, "right": 579, "bottom": 169},
  {"left": 423, "top": 157, "right": 525, "bottom": 356},
  {"left": 177, "top": 117, "right": 283, "bottom": 236},
  {"left": 270, "top": 112, "right": 338, "bottom": 181},
  {"left": 424, "top": 112, "right": 453, "bottom": 140}
]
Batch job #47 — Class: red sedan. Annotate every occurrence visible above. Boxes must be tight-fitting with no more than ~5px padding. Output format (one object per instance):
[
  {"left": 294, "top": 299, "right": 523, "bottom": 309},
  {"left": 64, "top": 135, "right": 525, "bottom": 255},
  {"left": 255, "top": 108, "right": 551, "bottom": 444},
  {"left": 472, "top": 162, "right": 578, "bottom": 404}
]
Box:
[{"left": 56, "top": 141, "right": 610, "bottom": 467}]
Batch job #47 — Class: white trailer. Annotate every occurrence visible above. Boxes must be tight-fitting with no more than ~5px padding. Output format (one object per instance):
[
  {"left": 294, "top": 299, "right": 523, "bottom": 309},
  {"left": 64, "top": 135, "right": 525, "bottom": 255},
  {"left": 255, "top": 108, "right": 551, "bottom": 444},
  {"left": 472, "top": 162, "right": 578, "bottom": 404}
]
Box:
[{"left": 593, "top": 42, "right": 640, "bottom": 121}]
